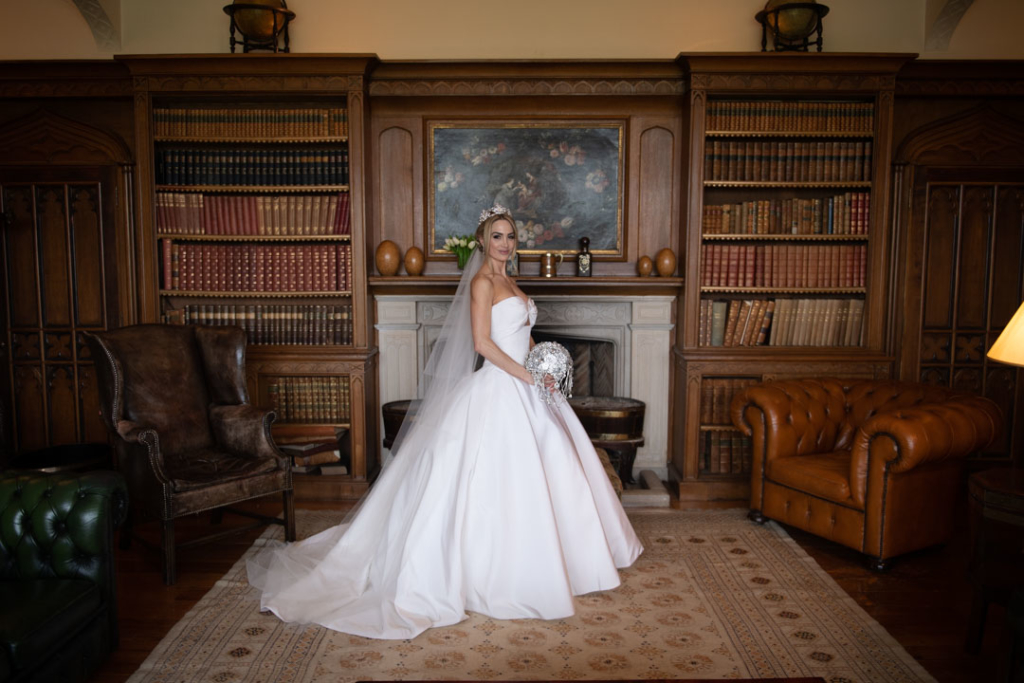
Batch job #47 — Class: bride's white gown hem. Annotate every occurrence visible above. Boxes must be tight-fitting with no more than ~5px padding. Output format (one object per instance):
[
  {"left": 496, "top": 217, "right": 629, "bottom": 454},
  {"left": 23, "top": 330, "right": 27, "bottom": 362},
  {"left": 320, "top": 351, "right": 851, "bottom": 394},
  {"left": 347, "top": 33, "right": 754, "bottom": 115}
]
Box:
[{"left": 247, "top": 295, "right": 643, "bottom": 639}]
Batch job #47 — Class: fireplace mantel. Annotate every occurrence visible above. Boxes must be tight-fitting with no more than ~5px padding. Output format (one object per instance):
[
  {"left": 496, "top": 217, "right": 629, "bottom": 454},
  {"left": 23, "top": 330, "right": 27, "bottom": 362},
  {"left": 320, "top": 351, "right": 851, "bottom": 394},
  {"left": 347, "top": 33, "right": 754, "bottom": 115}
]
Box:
[{"left": 375, "top": 293, "right": 676, "bottom": 478}]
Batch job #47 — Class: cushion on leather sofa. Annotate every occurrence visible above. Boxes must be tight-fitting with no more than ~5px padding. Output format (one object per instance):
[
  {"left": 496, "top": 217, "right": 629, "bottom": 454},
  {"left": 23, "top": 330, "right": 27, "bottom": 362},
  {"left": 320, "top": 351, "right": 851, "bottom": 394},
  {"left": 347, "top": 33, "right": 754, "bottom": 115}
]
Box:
[{"left": 767, "top": 450, "right": 858, "bottom": 507}]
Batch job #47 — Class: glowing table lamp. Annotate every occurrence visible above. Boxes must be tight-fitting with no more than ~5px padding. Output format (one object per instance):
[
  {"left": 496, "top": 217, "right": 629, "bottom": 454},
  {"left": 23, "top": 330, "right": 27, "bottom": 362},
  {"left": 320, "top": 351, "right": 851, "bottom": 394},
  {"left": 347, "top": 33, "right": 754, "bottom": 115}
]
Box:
[{"left": 989, "top": 302, "right": 1024, "bottom": 367}]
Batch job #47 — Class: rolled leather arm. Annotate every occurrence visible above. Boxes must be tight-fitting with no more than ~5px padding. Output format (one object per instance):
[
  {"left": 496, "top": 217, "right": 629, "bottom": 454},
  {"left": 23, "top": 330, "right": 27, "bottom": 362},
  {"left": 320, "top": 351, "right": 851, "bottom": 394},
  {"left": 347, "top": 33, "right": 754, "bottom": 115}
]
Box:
[
  {"left": 115, "top": 419, "right": 171, "bottom": 483},
  {"left": 731, "top": 380, "right": 845, "bottom": 461},
  {"left": 208, "top": 404, "right": 284, "bottom": 464},
  {"left": 852, "top": 395, "right": 1002, "bottom": 474}
]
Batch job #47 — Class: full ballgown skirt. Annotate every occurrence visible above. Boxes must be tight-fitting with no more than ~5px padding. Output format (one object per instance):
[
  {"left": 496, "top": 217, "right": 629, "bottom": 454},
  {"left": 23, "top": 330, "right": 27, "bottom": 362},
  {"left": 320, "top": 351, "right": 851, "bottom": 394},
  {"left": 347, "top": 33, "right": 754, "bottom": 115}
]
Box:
[{"left": 247, "top": 296, "right": 643, "bottom": 639}]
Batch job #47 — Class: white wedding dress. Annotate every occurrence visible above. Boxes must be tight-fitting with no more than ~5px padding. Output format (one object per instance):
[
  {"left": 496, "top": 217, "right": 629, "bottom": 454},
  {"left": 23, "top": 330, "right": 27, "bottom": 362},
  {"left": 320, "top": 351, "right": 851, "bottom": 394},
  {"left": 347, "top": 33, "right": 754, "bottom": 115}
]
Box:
[{"left": 247, "top": 294, "right": 643, "bottom": 639}]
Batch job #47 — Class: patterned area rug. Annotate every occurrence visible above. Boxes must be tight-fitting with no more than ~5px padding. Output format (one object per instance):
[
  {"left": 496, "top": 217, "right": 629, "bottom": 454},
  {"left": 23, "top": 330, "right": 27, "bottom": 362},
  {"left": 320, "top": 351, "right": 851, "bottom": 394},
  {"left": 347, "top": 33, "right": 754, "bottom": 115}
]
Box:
[{"left": 126, "top": 509, "right": 935, "bottom": 682}]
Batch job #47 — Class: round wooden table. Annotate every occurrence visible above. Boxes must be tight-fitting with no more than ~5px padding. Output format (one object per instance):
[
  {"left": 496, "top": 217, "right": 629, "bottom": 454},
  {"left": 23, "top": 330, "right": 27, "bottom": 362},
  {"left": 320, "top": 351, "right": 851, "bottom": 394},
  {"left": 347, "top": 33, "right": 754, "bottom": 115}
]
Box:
[{"left": 966, "top": 467, "right": 1024, "bottom": 654}]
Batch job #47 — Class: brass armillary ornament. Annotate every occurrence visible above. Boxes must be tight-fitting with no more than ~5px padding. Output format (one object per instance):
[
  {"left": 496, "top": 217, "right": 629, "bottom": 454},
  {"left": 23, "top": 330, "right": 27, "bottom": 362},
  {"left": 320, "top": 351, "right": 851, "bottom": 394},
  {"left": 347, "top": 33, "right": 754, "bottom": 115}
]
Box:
[
  {"left": 755, "top": 1, "right": 829, "bottom": 52},
  {"left": 223, "top": 0, "right": 295, "bottom": 53}
]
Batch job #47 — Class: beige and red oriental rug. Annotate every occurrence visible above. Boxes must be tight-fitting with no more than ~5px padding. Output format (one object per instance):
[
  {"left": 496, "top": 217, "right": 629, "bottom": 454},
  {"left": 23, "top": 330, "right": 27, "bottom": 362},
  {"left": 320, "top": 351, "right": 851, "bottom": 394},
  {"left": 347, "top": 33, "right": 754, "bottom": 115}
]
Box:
[{"left": 126, "top": 509, "right": 935, "bottom": 682}]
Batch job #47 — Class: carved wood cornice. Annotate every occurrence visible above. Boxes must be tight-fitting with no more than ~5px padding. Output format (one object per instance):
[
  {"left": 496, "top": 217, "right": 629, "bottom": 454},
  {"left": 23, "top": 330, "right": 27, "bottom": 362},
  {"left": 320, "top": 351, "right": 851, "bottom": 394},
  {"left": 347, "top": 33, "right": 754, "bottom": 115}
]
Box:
[
  {"left": 896, "top": 78, "right": 1024, "bottom": 97},
  {"left": 369, "top": 78, "right": 684, "bottom": 97},
  {"left": 896, "top": 60, "right": 1024, "bottom": 97},
  {"left": 690, "top": 72, "right": 896, "bottom": 92},
  {"left": 0, "top": 78, "right": 131, "bottom": 99},
  {"left": 895, "top": 104, "right": 1024, "bottom": 165},
  {"left": 136, "top": 74, "right": 363, "bottom": 93},
  {"left": 0, "top": 109, "right": 131, "bottom": 165},
  {"left": 0, "top": 62, "right": 130, "bottom": 99}
]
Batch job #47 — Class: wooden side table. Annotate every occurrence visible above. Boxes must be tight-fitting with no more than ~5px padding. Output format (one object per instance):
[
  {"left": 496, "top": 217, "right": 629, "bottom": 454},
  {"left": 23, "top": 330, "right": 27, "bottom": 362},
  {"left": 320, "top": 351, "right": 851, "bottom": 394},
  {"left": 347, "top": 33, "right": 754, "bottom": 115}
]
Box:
[{"left": 966, "top": 467, "right": 1024, "bottom": 654}]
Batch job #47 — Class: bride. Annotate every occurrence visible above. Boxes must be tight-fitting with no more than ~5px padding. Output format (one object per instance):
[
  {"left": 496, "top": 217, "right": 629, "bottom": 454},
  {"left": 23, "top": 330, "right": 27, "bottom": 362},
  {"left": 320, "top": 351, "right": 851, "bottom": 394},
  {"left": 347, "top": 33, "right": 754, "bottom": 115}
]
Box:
[{"left": 247, "top": 203, "right": 643, "bottom": 639}]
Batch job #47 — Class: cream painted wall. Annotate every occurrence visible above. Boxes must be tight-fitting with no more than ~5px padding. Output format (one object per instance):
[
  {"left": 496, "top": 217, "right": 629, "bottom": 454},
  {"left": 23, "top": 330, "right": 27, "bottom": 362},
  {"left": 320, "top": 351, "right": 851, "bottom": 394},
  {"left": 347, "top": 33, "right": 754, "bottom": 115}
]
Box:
[{"left": 0, "top": 0, "right": 1020, "bottom": 61}]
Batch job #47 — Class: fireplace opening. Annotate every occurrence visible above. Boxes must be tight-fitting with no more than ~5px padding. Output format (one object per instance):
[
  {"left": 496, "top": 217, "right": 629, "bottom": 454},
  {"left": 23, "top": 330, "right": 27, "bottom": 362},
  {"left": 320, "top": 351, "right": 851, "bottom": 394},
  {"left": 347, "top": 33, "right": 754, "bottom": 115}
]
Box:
[{"left": 531, "top": 332, "right": 615, "bottom": 397}]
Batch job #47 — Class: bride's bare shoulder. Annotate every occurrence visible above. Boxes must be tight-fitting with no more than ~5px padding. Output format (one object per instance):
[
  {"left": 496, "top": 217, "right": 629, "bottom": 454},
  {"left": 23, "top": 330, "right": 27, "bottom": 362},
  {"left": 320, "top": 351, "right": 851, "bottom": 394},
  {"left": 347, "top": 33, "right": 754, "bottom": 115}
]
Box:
[{"left": 471, "top": 271, "right": 494, "bottom": 301}]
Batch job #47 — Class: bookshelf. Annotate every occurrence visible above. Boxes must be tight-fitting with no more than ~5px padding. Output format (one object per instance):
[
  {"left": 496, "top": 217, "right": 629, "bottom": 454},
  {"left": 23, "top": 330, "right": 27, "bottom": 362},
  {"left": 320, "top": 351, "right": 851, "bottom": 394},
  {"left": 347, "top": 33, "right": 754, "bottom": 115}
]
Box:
[
  {"left": 122, "top": 55, "right": 380, "bottom": 501},
  {"left": 672, "top": 54, "right": 912, "bottom": 502}
]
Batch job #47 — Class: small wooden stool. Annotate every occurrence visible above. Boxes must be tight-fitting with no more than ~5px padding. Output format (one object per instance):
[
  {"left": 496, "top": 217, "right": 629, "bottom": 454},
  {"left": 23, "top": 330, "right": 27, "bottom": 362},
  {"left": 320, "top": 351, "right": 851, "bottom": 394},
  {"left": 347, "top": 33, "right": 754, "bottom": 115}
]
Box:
[{"left": 568, "top": 397, "right": 645, "bottom": 485}]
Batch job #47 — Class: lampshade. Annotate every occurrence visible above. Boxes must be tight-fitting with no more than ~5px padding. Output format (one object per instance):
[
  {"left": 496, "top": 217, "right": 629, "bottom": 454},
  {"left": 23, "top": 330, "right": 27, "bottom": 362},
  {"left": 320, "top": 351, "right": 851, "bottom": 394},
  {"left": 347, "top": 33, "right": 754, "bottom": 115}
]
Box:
[{"left": 988, "top": 301, "right": 1024, "bottom": 367}]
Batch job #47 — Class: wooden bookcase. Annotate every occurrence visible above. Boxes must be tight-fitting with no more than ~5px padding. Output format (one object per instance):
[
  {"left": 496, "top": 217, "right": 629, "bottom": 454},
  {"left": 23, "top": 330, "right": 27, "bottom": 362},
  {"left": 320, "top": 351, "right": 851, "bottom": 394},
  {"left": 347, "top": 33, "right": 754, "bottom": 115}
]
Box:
[
  {"left": 672, "top": 54, "right": 913, "bottom": 502},
  {"left": 121, "top": 55, "right": 379, "bottom": 501}
]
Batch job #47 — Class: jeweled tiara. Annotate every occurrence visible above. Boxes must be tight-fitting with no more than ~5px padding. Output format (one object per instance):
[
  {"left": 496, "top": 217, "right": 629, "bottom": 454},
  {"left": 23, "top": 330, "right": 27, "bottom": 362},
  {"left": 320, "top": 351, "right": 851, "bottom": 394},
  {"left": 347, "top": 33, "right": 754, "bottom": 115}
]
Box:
[{"left": 478, "top": 203, "right": 511, "bottom": 223}]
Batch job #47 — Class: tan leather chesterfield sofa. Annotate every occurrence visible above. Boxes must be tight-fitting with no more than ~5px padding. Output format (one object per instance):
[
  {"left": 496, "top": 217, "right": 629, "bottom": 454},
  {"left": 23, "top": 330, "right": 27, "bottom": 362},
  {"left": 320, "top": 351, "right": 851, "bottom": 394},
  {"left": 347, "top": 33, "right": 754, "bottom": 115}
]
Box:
[{"left": 731, "top": 378, "right": 1002, "bottom": 569}]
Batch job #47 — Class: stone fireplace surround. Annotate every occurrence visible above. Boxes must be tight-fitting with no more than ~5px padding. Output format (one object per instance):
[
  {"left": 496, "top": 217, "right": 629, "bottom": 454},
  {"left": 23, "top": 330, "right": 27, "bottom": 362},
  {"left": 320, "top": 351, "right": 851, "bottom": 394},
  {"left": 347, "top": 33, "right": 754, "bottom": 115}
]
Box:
[{"left": 375, "top": 295, "right": 675, "bottom": 478}]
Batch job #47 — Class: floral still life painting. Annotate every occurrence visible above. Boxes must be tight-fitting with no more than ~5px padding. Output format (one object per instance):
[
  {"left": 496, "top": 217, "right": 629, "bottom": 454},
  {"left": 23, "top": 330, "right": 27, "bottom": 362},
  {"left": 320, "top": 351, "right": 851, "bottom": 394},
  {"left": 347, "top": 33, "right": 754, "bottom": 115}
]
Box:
[{"left": 429, "top": 123, "right": 624, "bottom": 256}]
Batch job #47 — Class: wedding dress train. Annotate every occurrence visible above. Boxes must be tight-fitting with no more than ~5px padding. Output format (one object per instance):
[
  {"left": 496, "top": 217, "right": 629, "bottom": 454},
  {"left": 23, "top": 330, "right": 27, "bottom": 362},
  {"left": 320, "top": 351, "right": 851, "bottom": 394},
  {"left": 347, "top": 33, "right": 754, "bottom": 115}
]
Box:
[{"left": 247, "top": 294, "right": 643, "bottom": 639}]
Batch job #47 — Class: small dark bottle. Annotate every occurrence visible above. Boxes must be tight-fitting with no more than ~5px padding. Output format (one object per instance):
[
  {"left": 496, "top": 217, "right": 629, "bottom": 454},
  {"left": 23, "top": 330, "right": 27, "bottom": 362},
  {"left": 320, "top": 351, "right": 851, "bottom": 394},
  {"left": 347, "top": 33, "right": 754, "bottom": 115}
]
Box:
[{"left": 577, "top": 236, "right": 592, "bottom": 277}]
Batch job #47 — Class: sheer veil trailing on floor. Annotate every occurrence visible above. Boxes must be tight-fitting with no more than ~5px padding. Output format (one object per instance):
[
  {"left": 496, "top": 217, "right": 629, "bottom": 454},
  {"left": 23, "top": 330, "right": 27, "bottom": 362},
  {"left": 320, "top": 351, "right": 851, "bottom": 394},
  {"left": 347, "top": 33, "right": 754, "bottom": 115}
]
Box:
[{"left": 246, "top": 245, "right": 642, "bottom": 639}]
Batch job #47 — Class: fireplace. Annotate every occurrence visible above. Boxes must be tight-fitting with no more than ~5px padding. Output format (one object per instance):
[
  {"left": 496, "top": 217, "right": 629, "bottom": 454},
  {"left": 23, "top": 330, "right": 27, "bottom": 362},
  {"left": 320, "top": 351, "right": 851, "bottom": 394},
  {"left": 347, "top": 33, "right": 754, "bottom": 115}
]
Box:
[{"left": 375, "top": 294, "right": 675, "bottom": 478}]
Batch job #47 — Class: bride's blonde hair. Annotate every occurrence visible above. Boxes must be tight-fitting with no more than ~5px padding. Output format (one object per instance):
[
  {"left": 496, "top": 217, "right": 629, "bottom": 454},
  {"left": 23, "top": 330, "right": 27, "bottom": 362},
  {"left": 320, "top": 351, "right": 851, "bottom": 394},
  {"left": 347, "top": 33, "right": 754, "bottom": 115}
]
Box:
[{"left": 475, "top": 210, "right": 518, "bottom": 261}]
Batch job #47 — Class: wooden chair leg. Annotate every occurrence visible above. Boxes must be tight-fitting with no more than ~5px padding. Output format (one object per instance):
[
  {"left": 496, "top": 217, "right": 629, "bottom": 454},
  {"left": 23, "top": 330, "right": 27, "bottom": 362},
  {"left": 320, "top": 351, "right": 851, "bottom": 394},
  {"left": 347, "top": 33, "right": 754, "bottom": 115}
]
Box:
[
  {"left": 283, "top": 489, "right": 296, "bottom": 542},
  {"left": 161, "top": 519, "right": 177, "bottom": 585}
]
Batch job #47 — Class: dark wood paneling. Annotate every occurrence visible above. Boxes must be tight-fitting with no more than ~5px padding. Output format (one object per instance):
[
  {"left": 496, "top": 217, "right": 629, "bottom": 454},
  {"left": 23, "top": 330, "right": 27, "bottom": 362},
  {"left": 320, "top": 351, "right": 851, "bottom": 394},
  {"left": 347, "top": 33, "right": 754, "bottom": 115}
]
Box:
[
  {"left": 77, "top": 363, "right": 105, "bottom": 444},
  {"left": 4, "top": 186, "right": 40, "bottom": 328},
  {"left": 638, "top": 125, "right": 675, "bottom": 266},
  {"left": 923, "top": 186, "right": 959, "bottom": 329},
  {"left": 70, "top": 185, "right": 106, "bottom": 327},
  {"left": 957, "top": 186, "right": 993, "bottom": 330},
  {"left": 13, "top": 365, "right": 45, "bottom": 451},
  {"left": 377, "top": 126, "right": 415, "bottom": 257},
  {"left": 992, "top": 186, "right": 1024, "bottom": 328},
  {"left": 37, "top": 185, "right": 71, "bottom": 327},
  {"left": 46, "top": 364, "right": 77, "bottom": 444}
]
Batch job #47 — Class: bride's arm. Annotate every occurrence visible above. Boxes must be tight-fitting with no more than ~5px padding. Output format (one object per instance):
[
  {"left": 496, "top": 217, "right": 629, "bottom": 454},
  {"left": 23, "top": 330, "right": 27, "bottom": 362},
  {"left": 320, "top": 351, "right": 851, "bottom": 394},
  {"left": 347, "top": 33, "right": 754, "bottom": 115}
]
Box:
[{"left": 471, "top": 277, "right": 534, "bottom": 384}]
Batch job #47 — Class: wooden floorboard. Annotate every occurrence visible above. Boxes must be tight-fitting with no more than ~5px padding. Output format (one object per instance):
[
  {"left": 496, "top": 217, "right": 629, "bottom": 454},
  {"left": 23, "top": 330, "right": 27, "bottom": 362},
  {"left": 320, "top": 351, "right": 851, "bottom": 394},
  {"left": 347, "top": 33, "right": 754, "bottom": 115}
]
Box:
[{"left": 89, "top": 499, "right": 1002, "bottom": 683}]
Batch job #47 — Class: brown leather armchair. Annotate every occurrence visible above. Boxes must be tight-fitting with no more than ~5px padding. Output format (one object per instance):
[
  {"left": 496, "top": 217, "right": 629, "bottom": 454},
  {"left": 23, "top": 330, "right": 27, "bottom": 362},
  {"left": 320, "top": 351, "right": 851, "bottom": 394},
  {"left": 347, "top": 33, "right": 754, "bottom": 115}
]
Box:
[
  {"left": 84, "top": 325, "right": 295, "bottom": 584},
  {"left": 732, "top": 378, "right": 1001, "bottom": 569}
]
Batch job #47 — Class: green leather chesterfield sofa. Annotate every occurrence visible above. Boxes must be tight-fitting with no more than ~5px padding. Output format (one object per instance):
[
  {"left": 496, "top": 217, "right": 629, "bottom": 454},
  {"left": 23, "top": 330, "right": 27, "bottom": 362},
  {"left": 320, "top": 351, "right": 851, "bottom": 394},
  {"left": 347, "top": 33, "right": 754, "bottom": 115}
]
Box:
[{"left": 0, "top": 471, "right": 127, "bottom": 683}]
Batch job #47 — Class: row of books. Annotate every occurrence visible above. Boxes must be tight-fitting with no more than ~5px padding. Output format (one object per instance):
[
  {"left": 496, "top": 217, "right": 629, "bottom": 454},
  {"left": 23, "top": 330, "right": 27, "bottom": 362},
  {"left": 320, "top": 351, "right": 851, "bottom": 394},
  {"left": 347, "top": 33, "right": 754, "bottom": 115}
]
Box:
[
  {"left": 700, "top": 431, "right": 752, "bottom": 476},
  {"left": 162, "top": 304, "right": 354, "bottom": 346},
  {"left": 700, "top": 377, "right": 760, "bottom": 425},
  {"left": 701, "top": 244, "right": 867, "bottom": 288},
  {"left": 153, "top": 107, "right": 349, "bottom": 138},
  {"left": 155, "top": 146, "right": 349, "bottom": 186},
  {"left": 267, "top": 376, "right": 351, "bottom": 424},
  {"left": 706, "top": 101, "right": 874, "bottom": 133},
  {"left": 699, "top": 297, "right": 865, "bottom": 347},
  {"left": 702, "top": 192, "right": 870, "bottom": 235},
  {"left": 155, "top": 192, "right": 351, "bottom": 236},
  {"left": 698, "top": 299, "right": 774, "bottom": 347},
  {"left": 704, "top": 140, "right": 872, "bottom": 182},
  {"left": 162, "top": 242, "right": 353, "bottom": 292}
]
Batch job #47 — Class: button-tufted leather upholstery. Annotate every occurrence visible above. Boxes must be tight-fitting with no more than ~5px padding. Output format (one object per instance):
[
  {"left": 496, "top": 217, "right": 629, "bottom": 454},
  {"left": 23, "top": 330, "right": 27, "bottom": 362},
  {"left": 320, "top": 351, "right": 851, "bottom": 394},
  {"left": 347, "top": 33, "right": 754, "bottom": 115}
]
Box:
[
  {"left": 732, "top": 378, "right": 1002, "bottom": 566},
  {"left": 83, "top": 324, "right": 295, "bottom": 585},
  {"left": 0, "top": 471, "right": 127, "bottom": 683}
]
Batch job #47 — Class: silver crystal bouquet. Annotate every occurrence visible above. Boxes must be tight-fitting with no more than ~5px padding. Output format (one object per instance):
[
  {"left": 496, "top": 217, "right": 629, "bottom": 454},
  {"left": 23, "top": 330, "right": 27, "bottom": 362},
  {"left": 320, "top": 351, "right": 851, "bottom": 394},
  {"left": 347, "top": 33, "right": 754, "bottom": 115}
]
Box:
[{"left": 525, "top": 341, "right": 573, "bottom": 405}]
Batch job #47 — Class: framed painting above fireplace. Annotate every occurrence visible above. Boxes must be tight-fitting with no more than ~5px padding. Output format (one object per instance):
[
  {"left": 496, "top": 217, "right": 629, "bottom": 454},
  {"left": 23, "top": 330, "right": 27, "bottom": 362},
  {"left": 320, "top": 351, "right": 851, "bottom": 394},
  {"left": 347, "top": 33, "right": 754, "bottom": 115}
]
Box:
[{"left": 427, "top": 121, "right": 625, "bottom": 258}]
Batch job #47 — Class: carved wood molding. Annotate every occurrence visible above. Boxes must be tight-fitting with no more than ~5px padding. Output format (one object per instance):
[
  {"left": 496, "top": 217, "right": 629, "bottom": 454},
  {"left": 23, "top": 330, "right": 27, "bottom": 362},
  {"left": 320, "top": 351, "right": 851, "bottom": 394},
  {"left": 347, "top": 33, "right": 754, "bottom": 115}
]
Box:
[
  {"left": 895, "top": 104, "right": 1024, "bottom": 166},
  {"left": 0, "top": 78, "right": 131, "bottom": 99},
  {"left": 369, "top": 79, "right": 684, "bottom": 97},
  {"left": 896, "top": 78, "right": 1024, "bottom": 97},
  {"left": 137, "top": 75, "right": 363, "bottom": 93},
  {"left": 0, "top": 109, "right": 131, "bottom": 165},
  {"left": 690, "top": 73, "right": 895, "bottom": 92}
]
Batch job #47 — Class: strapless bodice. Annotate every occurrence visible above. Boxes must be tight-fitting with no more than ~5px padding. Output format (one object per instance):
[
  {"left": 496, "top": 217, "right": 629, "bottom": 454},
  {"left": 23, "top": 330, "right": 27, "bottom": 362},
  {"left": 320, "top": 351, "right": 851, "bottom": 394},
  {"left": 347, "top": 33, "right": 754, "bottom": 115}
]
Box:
[{"left": 483, "top": 296, "right": 537, "bottom": 366}]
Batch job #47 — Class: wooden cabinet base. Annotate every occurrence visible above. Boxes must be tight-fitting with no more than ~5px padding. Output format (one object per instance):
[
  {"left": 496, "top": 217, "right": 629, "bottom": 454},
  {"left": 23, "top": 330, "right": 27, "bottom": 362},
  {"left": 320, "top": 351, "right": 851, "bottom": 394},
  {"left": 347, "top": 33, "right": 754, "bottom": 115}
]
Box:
[
  {"left": 671, "top": 472, "right": 751, "bottom": 502},
  {"left": 292, "top": 475, "right": 369, "bottom": 502}
]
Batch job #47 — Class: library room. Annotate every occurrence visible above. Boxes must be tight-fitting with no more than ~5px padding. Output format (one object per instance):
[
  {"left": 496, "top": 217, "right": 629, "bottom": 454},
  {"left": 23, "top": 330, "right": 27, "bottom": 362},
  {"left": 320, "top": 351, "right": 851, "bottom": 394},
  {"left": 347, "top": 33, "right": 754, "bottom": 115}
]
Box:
[{"left": 1, "top": 1, "right": 1023, "bottom": 681}]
